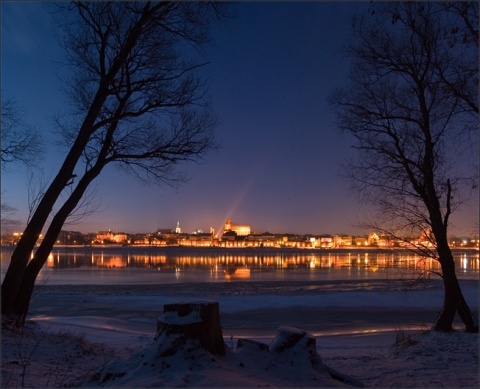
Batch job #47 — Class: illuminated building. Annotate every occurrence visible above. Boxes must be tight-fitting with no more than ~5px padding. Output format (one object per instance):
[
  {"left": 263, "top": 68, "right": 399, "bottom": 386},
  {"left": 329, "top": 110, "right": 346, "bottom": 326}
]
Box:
[
  {"left": 175, "top": 221, "right": 182, "bottom": 234},
  {"left": 354, "top": 236, "right": 368, "bottom": 246},
  {"left": 247, "top": 231, "right": 275, "bottom": 247},
  {"left": 333, "top": 235, "right": 353, "bottom": 247},
  {"left": 319, "top": 236, "right": 334, "bottom": 248},
  {"left": 223, "top": 218, "right": 251, "bottom": 236},
  {"left": 96, "top": 230, "right": 128, "bottom": 244}
]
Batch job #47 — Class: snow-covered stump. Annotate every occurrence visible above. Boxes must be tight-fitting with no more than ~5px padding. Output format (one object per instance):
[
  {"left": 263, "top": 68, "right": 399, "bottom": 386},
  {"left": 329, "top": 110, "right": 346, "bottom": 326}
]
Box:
[
  {"left": 265, "top": 326, "right": 365, "bottom": 387},
  {"left": 156, "top": 301, "right": 225, "bottom": 356},
  {"left": 267, "top": 326, "right": 327, "bottom": 374}
]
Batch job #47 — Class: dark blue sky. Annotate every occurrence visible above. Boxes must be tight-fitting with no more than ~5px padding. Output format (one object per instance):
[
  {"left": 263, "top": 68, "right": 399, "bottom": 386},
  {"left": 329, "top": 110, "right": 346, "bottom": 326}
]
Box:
[{"left": 2, "top": 2, "right": 478, "bottom": 236}]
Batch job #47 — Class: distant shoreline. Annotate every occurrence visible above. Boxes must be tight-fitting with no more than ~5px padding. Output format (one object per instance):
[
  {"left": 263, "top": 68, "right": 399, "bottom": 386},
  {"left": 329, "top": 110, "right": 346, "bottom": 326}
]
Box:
[{"left": 1, "top": 244, "right": 478, "bottom": 255}]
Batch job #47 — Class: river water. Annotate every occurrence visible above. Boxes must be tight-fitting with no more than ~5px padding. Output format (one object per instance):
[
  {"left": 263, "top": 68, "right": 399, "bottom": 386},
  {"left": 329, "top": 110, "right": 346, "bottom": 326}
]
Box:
[
  {"left": 1, "top": 246, "right": 478, "bottom": 285},
  {"left": 2, "top": 246, "right": 478, "bottom": 345}
]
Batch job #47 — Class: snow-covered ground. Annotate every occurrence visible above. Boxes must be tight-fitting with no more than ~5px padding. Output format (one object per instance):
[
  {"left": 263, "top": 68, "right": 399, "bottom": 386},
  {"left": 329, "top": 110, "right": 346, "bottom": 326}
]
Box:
[{"left": 2, "top": 279, "right": 478, "bottom": 387}]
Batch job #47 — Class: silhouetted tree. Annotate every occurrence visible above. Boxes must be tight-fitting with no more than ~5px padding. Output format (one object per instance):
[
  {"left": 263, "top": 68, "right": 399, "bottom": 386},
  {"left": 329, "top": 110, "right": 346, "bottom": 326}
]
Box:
[
  {"left": 0, "top": 202, "right": 20, "bottom": 238},
  {"left": 330, "top": 2, "right": 478, "bottom": 332},
  {"left": 1, "top": 98, "right": 42, "bottom": 241},
  {"left": 2, "top": 2, "right": 226, "bottom": 327},
  {"left": 1, "top": 97, "right": 42, "bottom": 170}
]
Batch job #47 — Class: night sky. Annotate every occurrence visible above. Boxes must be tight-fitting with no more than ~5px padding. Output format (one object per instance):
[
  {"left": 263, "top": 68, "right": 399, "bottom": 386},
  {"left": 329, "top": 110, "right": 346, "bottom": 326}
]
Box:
[{"left": 2, "top": 2, "right": 478, "bottom": 236}]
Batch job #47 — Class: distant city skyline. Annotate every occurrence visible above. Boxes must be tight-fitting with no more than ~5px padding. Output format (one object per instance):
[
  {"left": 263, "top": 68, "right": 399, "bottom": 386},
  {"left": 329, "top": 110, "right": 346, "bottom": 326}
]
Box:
[
  {"left": 4, "top": 220, "right": 478, "bottom": 249},
  {"left": 2, "top": 2, "right": 478, "bottom": 238},
  {"left": 11, "top": 217, "right": 475, "bottom": 241}
]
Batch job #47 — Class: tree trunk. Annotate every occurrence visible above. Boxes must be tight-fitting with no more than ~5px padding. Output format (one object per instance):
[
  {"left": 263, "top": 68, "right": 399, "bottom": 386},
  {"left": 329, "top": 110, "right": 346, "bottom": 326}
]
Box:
[
  {"left": 432, "top": 245, "right": 477, "bottom": 333},
  {"left": 10, "top": 264, "right": 39, "bottom": 327},
  {"left": 1, "top": 118, "right": 104, "bottom": 320},
  {"left": 3, "top": 163, "right": 105, "bottom": 327},
  {"left": 156, "top": 301, "right": 226, "bottom": 355}
]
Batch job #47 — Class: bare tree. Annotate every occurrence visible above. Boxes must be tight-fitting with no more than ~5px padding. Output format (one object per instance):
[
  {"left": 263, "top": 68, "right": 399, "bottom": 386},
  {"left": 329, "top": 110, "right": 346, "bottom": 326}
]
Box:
[
  {"left": 1, "top": 97, "right": 42, "bottom": 242},
  {"left": 1, "top": 202, "right": 20, "bottom": 237},
  {"left": 1, "top": 97, "right": 42, "bottom": 170},
  {"left": 1, "top": 2, "right": 226, "bottom": 327},
  {"left": 436, "top": 1, "right": 478, "bottom": 113},
  {"left": 330, "top": 2, "right": 478, "bottom": 332}
]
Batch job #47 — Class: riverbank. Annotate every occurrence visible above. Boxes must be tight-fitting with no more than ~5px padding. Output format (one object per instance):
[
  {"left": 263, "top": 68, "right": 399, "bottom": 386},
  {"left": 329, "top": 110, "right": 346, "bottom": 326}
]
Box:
[{"left": 2, "top": 279, "right": 478, "bottom": 387}]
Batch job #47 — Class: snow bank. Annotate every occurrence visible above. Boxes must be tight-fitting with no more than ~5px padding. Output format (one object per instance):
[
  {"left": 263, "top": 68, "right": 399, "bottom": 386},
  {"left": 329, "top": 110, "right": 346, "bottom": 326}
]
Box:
[
  {"left": 3, "top": 281, "right": 477, "bottom": 387},
  {"left": 74, "top": 321, "right": 363, "bottom": 387}
]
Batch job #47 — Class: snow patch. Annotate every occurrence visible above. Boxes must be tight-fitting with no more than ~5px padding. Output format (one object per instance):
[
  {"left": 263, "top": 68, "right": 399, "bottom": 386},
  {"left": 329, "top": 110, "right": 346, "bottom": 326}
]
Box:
[{"left": 74, "top": 324, "right": 363, "bottom": 387}]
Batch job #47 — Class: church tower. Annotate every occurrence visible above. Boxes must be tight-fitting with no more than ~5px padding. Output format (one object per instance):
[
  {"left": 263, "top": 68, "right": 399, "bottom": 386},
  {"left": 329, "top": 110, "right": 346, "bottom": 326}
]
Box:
[{"left": 224, "top": 218, "right": 233, "bottom": 232}]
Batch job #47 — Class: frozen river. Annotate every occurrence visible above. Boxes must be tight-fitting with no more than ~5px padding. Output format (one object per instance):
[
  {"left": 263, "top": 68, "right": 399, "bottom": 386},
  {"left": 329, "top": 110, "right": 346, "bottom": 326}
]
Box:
[{"left": 1, "top": 246, "right": 478, "bottom": 285}]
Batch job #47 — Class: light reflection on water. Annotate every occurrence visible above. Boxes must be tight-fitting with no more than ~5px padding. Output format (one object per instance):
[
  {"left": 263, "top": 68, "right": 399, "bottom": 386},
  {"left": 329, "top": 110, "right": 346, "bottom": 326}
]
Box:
[{"left": 1, "top": 246, "right": 478, "bottom": 285}]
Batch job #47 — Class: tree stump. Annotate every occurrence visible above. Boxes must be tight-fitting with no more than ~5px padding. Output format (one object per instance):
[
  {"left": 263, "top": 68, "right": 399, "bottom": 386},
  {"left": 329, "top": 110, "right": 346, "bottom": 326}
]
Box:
[{"left": 156, "top": 301, "right": 225, "bottom": 356}]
